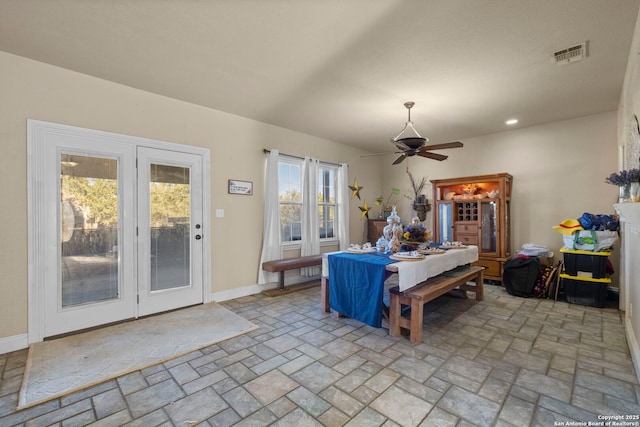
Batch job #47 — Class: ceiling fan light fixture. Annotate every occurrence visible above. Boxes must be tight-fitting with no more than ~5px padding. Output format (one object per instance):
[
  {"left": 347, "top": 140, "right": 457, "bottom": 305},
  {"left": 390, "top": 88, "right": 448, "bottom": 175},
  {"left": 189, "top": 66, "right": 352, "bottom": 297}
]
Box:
[
  {"left": 392, "top": 102, "right": 428, "bottom": 150},
  {"left": 361, "top": 101, "right": 463, "bottom": 165}
]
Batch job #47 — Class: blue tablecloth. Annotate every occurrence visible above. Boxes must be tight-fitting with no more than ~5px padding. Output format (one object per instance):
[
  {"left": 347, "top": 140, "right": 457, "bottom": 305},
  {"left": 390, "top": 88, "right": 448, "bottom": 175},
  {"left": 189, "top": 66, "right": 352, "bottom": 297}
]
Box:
[{"left": 328, "top": 252, "right": 396, "bottom": 327}]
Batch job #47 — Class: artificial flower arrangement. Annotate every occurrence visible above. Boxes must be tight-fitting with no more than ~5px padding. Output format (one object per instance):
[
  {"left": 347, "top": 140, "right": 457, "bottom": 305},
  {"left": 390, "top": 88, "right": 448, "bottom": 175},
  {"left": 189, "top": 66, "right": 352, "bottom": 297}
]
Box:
[
  {"left": 402, "top": 223, "right": 430, "bottom": 242},
  {"left": 375, "top": 188, "right": 401, "bottom": 208},
  {"left": 406, "top": 168, "right": 429, "bottom": 221},
  {"left": 604, "top": 168, "right": 640, "bottom": 186}
]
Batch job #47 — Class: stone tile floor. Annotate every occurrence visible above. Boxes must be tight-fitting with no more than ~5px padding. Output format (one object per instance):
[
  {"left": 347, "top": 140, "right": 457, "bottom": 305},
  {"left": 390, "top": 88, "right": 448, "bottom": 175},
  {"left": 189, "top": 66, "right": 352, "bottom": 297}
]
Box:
[{"left": 0, "top": 283, "right": 638, "bottom": 426}]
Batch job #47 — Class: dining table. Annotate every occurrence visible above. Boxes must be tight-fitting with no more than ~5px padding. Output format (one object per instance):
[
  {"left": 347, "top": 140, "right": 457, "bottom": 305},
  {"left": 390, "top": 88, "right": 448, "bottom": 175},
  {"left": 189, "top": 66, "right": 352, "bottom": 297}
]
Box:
[{"left": 321, "top": 245, "right": 479, "bottom": 328}]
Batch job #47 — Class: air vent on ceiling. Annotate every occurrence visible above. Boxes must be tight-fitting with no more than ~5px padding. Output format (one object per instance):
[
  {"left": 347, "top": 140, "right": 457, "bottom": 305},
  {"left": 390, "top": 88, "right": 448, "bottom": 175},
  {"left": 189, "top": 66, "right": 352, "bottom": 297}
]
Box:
[{"left": 551, "top": 41, "right": 588, "bottom": 65}]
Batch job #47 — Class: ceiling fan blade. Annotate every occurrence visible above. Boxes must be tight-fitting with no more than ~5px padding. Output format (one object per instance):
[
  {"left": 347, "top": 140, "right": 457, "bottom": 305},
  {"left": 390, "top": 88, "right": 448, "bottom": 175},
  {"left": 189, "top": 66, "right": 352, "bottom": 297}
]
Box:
[
  {"left": 422, "top": 141, "right": 463, "bottom": 151},
  {"left": 392, "top": 154, "right": 407, "bottom": 165},
  {"left": 418, "top": 151, "right": 448, "bottom": 161}
]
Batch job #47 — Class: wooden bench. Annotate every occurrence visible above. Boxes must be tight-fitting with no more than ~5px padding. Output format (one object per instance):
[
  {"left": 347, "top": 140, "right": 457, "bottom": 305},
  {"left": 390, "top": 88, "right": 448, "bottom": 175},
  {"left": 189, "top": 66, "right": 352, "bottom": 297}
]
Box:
[
  {"left": 262, "top": 254, "right": 323, "bottom": 290},
  {"left": 389, "top": 265, "right": 484, "bottom": 344}
]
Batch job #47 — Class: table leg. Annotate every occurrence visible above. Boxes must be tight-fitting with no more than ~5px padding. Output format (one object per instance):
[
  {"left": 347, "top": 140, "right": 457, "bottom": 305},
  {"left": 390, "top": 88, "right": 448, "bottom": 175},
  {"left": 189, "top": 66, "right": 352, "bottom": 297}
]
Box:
[
  {"left": 389, "top": 291, "right": 401, "bottom": 337},
  {"left": 475, "top": 270, "right": 484, "bottom": 301},
  {"left": 410, "top": 298, "right": 424, "bottom": 345},
  {"left": 321, "top": 277, "right": 330, "bottom": 312}
]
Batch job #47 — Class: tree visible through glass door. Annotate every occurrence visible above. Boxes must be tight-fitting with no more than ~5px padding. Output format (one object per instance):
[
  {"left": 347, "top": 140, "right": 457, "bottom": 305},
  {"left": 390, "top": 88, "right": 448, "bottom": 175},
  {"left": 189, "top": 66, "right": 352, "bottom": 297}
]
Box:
[
  {"left": 149, "top": 163, "right": 191, "bottom": 291},
  {"left": 60, "top": 154, "right": 120, "bottom": 307}
]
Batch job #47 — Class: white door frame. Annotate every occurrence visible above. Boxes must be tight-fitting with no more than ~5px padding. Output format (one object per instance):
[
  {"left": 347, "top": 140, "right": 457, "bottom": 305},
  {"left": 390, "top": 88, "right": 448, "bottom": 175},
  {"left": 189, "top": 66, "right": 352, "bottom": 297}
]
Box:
[{"left": 27, "top": 120, "right": 211, "bottom": 343}]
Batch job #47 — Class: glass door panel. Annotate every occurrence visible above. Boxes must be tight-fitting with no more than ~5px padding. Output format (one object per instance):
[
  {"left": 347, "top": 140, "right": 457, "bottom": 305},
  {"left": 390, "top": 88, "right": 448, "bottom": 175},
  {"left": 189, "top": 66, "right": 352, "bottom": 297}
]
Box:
[
  {"left": 505, "top": 201, "right": 511, "bottom": 256},
  {"left": 437, "top": 202, "right": 453, "bottom": 243},
  {"left": 480, "top": 201, "right": 498, "bottom": 254},
  {"left": 149, "top": 164, "right": 191, "bottom": 291},
  {"left": 60, "top": 154, "right": 120, "bottom": 306}
]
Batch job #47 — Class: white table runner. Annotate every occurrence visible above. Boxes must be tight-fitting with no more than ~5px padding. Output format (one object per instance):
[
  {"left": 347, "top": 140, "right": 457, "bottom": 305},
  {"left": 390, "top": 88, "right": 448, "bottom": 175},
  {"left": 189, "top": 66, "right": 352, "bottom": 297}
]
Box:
[{"left": 394, "top": 246, "right": 479, "bottom": 292}]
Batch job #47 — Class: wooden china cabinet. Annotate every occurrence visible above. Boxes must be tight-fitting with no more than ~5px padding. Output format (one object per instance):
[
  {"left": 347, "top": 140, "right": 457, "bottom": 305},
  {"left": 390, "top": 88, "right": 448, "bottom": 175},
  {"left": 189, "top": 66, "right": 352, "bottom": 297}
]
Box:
[{"left": 431, "top": 173, "right": 512, "bottom": 282}]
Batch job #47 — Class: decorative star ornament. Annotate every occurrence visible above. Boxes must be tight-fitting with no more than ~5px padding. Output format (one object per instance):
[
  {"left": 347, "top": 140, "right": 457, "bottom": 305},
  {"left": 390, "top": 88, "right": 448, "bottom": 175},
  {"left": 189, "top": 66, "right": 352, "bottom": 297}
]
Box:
[
  {"left": 349, "top": 179, "right": 364, "bottom": 200},
  {"left": 359, "top": 200, "right": 371, "bottom": 219}
]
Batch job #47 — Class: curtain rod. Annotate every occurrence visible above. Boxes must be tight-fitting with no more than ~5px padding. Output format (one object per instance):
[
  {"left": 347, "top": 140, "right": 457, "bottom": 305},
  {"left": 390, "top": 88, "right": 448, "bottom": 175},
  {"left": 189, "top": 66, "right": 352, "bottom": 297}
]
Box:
[{"left": 262, "top": 149, "right": 345, "bottom": 167}]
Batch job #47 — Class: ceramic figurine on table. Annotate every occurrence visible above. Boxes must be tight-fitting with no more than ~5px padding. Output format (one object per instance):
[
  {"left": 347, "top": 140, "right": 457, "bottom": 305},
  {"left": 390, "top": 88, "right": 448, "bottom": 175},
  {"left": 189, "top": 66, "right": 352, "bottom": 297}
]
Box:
[
  {"left": 388, "top": 230, "right": 401, "bottom": 253},
  {"left": 384, "top": 206, "right": 402, "bottom": 253},
  {"left": 383, "top": 206, "right": 401, "bottom": 240},
  {"left": 383, "top": 218, "right": 394, "bottom": 242}
]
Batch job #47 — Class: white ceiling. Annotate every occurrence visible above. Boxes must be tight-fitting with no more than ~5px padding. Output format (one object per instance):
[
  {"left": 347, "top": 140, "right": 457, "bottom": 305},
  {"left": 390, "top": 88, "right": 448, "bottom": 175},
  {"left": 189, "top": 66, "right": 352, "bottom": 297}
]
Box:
[{"left": 1, "top": 1, "right": 639, "bottom": 152}]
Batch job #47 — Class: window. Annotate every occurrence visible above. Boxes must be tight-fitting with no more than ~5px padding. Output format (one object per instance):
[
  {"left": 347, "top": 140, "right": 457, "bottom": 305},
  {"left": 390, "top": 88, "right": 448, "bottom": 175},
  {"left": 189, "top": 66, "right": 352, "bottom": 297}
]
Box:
[
  {"left": 278, "top": 160, "right": 302, "bottom": 242},
  {"left": 278, "top": 158, "right": 337, "bottom": 244},
  {"left": 318, "top": 168, "right": 336, "bottom": 239}
]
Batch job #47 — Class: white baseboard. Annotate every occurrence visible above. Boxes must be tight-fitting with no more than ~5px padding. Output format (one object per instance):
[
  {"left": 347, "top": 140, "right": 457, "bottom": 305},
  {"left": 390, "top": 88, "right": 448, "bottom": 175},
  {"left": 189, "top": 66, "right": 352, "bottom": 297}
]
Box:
[
  {"left": 626, "top": 316, "right": 640, "bottom": 384},
  {"left": 0, "top": 333, "right": 29, "bottom": 354},
  {"left": 211, "top": 274, "right": 320, "bottom": 302},
  {"left": 212, "top": 283, "right": 276, "bottom": 302}
]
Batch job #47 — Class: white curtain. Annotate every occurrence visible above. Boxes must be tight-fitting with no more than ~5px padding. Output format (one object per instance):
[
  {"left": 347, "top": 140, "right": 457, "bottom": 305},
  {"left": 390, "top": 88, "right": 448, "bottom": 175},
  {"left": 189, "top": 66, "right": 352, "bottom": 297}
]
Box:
[
  {"left": 337, "top": 163, "right": 350, "bottom": 250},
  {"left": 301, "top": 157, "right": 320, "bottom": 276},
  {"left": 258, "top": 150, "right": 282, "bottom": 285}
]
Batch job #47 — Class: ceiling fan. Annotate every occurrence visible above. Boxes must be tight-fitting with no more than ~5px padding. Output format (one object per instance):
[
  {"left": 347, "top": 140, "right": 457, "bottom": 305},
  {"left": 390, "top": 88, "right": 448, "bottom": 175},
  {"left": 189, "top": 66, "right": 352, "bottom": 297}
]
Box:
[{"left": 365, "top": 102, "right": 463, "bottom": 165}]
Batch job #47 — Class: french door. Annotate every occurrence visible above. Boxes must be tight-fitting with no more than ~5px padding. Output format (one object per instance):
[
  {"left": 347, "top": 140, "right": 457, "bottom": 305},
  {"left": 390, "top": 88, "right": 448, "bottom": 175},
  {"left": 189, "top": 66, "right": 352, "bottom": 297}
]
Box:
[
  {"left": 29, "top": 121, "right": 206, "bottom": 339},
  {"left": 43, "top": 138, "right": 137, "bottom": 337},
  {"left": 137, "top": 148, "right": 203, "bottom": 316}
]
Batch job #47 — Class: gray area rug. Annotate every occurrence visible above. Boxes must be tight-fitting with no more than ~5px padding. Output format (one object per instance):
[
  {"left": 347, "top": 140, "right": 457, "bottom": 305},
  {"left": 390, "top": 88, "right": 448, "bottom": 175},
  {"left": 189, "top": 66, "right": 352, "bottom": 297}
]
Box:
[{"left": 18, "top": 302, "right": 258, "bottom": 409}]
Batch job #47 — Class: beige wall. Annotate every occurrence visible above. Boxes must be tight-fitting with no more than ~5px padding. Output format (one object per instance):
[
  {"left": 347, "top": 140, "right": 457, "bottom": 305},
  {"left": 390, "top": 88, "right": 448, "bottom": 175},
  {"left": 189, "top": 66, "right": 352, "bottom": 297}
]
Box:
[{"left": 0, "top": 51, "right": 382, "bottom": 340}]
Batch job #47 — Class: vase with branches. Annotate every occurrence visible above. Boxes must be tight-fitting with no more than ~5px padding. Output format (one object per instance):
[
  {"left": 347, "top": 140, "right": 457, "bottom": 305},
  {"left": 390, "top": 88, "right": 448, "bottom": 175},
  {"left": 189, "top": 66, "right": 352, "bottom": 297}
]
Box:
[{"left": 406, "top": 167, "right": 429, "bottom": 221}]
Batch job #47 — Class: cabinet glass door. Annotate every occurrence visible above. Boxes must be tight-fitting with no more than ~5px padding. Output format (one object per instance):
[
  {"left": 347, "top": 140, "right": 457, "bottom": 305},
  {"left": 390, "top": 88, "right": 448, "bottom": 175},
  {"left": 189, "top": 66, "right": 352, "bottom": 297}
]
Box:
[
  {"left": 505, "top": 200, "right": 511, "bottom": 256},
  {"left": 437, "top": 202, "right": 453, "bottom": 243},
  {"left": 480, "top": 201, "right": 498, "bottom": 254}
]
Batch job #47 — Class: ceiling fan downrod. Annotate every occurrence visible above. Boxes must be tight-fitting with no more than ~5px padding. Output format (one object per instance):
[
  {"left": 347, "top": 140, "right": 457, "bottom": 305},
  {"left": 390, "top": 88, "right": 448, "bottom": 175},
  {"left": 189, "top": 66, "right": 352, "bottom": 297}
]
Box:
[
  {"left": 404, "top": 101, "right": 415, "bottom": 123},
  {"left": 393, "top": 101, "right": 426, "bottom": 148}
]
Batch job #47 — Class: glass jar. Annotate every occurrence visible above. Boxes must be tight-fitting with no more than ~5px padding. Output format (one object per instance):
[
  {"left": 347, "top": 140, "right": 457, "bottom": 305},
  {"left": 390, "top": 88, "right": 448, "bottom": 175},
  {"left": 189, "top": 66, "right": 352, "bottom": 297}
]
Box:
[
  {"left": 619, "top": 184, "right": 631, "bottom": 203},
  {"left": 631, "top": 182, "right": 640, "bottom": 203}
]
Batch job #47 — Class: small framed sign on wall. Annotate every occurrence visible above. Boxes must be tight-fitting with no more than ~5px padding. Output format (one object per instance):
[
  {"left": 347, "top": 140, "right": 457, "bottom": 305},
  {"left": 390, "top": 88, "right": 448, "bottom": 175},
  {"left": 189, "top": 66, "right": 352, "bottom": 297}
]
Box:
[{"left": 228, "top": 179, "right": 253, "bottom": 195}]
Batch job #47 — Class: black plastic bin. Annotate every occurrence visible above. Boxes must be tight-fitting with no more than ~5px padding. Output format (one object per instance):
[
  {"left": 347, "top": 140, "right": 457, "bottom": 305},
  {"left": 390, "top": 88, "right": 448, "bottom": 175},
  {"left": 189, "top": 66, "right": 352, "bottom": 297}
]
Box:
[
  {"left": 503, "top": 256, "right": 540, "bottom": 297},
  {"left": 560, "top": 273, "right": 610, "bottom": 308},
  {"left": 560, "top": 248, "right": 610, "bottom": 279}
]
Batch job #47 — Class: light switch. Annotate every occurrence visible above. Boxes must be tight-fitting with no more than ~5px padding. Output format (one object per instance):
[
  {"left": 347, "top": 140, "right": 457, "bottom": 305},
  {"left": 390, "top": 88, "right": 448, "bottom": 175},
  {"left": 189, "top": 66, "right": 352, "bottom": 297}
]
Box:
[{"left": 216, "top": 209, "right": 224, "bottom": 218}]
